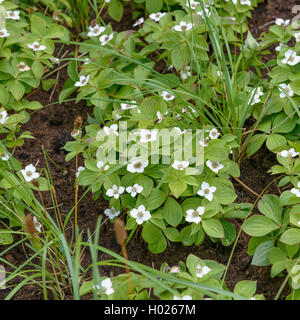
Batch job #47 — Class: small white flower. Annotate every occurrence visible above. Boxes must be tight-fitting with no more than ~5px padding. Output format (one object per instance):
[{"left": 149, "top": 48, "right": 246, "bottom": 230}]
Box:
[
  {"left": 199, "top": 137, "right": 210, "bottom": 147},
  {"left": 180, "top": 66, "right": 191, "bottom": 80},
  {"left": 282, "top": 49, "right": 300, "bottom": 66},
  {"left": 106, "top": 184, "right": 125, "bottom": 199},
  {"left": 27, "top": 42, "right": 46, "bottom": 51},
  {"left": 127, "top": 158, "right": 149, "bottom": 173},
  {"left": 83, "top": 58, "right": 90, "bottom": 64},
  {"left": 186, "top": 0, "right": 200, "bottom": 10},
  {"left": 174, "top": 295, "right": 193, "bottom": 300},
  {"left": 173, "top": 21, "right": 193, "bottom": 32},
  {"left": 99, "top": 33, "right": 113, "bottom": 46},
  {"left": 126, "top": 184, "right": 143, "bottom": 197},
  {"left": 291, "top": 182, "right": 300, "bottom": 197},
  {"left": 275, "top": 18, "right": 290, "bottom": 27},
  {"left": 105, "top": 0, "right": 111, "bottom": 2},
  {"left": 33, "top": 216, "right": 42, "bottom": 232},
  {"left": 76, "top": 166, "right": 85, "bottom": 177},
  {"left": 97, "top": 161, "right": 109, "bottom": 171},
  {"left": 21, "top": 164, "right": 40, "bottom": 182},
  {"left": 240, "top": 0, "right": 252, "bottom": 6},
  {"left": 156, "top": 111, "right": 164, "bottom": 123},
  {"left": 206, "top": 160, "right": 224, "bottom": 173},
  {"left": 279, "top": 83, "right": 294, "bottom": 98},
  {"left": 161, "top": 91, "right": 175, "bottom": 101},
  {"left": 275, "top": 43, "right": 284, "bottom": 52},
  {"left": 197, "top": 182, "right": 217, "bottom": 202},
  {"left": 17, "top": 61, "right": 30, "bottom": 72},
  {"left": 140, "top": 129, "right": 158, "bottom": 143},
  {"left": 121, "top": 101, "right": 136, "bottom": 110},
  {"left": 87, "top": 24, "right": 105, "bottom": 37},
  {"left": 104, "top": 207, "right": 120, "bottom": 220},
  {"left": 185, "top": 207, "right": 205, "bottom": 224},
  {"left": 195, "top": 264, "right": 211, "bottom": 278},
  {"left": 75, "top": 75, "right": 90, "bottom": 87},
  {"left": 172, "top": 160, "right": 189, "bottom": 170},
  {"left": 149, "top": 12, "right": 166, "bottom": 22},
  {"left": 279, "top": 148, "right": 299, "bottom": 158},
  {"left": 103, "top": 124, "right": 118, "bottom": 136},
  {"left": 50, "top": 57, "right": 60, "bottom": 64},
  {"left": 93, "top": 278, "right": 114, "bottom": 295},
  {"left": 249, "top": 87, "right": 264, "bottom": 105},
  {"left": 6, "top": 11, "right": 20, "bottom": 20},
  {"left": 0, "top": 28, "right": 9, "bottom": 37},
  {"left": 0, "top": 109, "right": 8, "bottom": 124},
  {"left": 130, "top": 205, "right": 151, "bottom": 225},
  {"left": 197, "top": 7, "right": 211, "bottom": 18},
  {"left": 133, "top": 17, "right": 144, "bottom": 27},
  {"left": 0, "top": 153, "right": 10, "bottom": 161},
  {"left": 294, "top": 33, "right": 300, "bottom": 43},
  {"left": 170, "top": 265, "right": 180, "bottom": 273},
  {"left": 209, "top": 128, "right": 220, "bottom": 139}
]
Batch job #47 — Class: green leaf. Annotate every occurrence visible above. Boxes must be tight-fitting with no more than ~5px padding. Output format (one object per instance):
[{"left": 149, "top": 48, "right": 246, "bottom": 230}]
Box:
[
  {"left": 266, "top": 134, "right": 287, "bottom": 151},
  {"left": 246, "top": 134, "right": 267, "bottom": 157},
  {"left": 142, "top": 221, "right": 161, "bottom": 243},
  {"left": 251, "top": 240, "right": 273, "bottom": 266},
  {"left": 180, "top": 225, "right": 193, "bottom": 246},
  {"left": 10, "top": 80, "right": 25, "bottom": 101},
  {"left": 202, "top": 219, "right": 224, "bottom": 238},
  {"left": 163, "top": 197, "right": 183, "bottom": 227},
  {"left": 148, "top": 233, "right": 167, "bottom": 253},
  {"left": 171, "top": 44, "right": 190, "bottom": 70},
  {"left": 258, "top": 195, "right": 282, "bottom": 225},
  {"left": 32, "top": 61, "right": 44, "bottom": 79},
  {"left": 243, "top": 215, "right": 280, "bottom": 237},
  {"left": 221, "top": 220, "right": 236, "bottom": 246},
  {"left": 0, "top": 230, "right": 13, "bottom": 245},
  {"left": 146, "top": 0, "right": 163, "bottom": 13},
  {"left": 234, "top": 280, "right": 257, "bottom": 299},
  {"left": 108, "top": 0, "right": 123, "bottom": 22},
  {"left": 280, "top": 228, "right": 300, "bottom": 245},
  {"left": 144, "top": 189, "right": 167, "bottom": 211},
  {"left": 163, "top": 227, "right": 180, "bottom": 242},
  {"left": 169, "top": 180, "right": 187, "bottom": 198}
]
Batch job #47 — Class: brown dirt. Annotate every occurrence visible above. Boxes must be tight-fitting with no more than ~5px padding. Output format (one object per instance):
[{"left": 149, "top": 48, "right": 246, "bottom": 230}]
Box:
[{"left": 0, "top": 0, "right": 294, "bottom": 300}]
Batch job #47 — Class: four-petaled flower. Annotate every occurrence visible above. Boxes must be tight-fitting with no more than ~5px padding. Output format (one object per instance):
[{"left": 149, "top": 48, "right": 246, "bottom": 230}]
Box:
[
  {"left": 75, "top": 75, "right": 90, "bottom": 87},
  {"left": 127, "top": 158, "right": 149, "bottom": 173},
  {"left": 279, "top": 83, "right": 294, "bottom": 98},
  {"left": 206, "top": 160, "right": 224, "bottom": 173},
  {"left": 209, "top": 128, "right": 220, "bottom": 139},
  {"left": 161, "top": 91, "right": 175, "bottom": 101},
  {"left": 275, "top": 18, "right": 290, "bottom": 27},
  {"left": 197, "top": 182, "right": 217, "bottom": 202},
  {"left": 0, "top": 28, "right": 9, "bottom": 37},
  {"left": 6, "top": 11, "right": 20, "bottom": 20},
  {"left": 28, "top": 42, "right": 46, "bottom": 51},
  {"left": 97, "top": 161, "right": 110, "bottom": 171},
  {"left": 133, "top": 17, "right": 144, "bottom": 27},
  {"left": 180, "top": 66, "right": 191, "bottom": 80},
  {"left": 121, "top": 101, "right": 136, "bottom": 110},
  {"left": 126, "top": 184, "right": 143, "bottom": 197},
  {"left": 106, "top": 184, "right": 125, "bottom": 199},
  {"left": 173, "top": 21, "right": 193, "bottom": 32},
  {"left": 93, "top": 278, "right": 114, "bottom": 295},
  {"left": 140, "top": 129, "right": 158, "bottom": 143},
  {"left": 104, "top": 207, "right": 120, "bottom": 220},
  {"left": 21, "top": 164, "right": 40, "bottom": 182},
  {"left": 172, "top": 160, "right": 189, "bottom": 170},
  {"left": 195, "top": 264, "right": 211, "bottom": 278},
  {"left": 99, "top": 33, "right": 113, "bottom": 46},
  {"left": 185, "top": 206, "right": 205, "bottom": 224},
  {"left": 0, "top": 109, "right": 8, "bottom": 124},
  {"left": 87, "top": 24, "right": 105, "bottom": 37},
  {"left": 279, "top": 148, "right": 299, "bottom": 158},
  {"left": 103, "top": 124, "right": 118, "bottom": 136},
  {"left": 149, "top": 12, "right": 166, "bottom": 22},
  {"left": 282, "top": 50, "right": 300, "bottom": 66},
  {"left": 249, "top": 87, "right": 264, "bottom": 105},
  {"left": 291, "top": 182, "right": 300, "bottom": 198},
  {"left": 17, "top": 61, "right": 30, "bottom": 72},
  {"left": 130, "top": 205, "right": 151, "bottom": 225}
]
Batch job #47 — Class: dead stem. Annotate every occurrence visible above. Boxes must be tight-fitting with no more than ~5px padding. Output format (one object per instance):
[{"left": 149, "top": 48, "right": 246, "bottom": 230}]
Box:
[{"left": 232, "top": 176, "right": 260, "bottom": 198}]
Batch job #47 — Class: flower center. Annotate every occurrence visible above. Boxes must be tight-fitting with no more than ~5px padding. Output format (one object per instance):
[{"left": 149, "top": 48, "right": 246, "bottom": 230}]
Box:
[
  {"left": 26, "top": 171, "right": 33, "bottom": 177},
  {"left": 34, "top": 44, "right": 40, "bottom": 49},
  {"left": 192, "top": 210, "right": 199, "bottom": 217},
  {"left": 181, "top": 25, "right": 187, "bottom": 30},
  {"left": 146, "top": 133, "right": 152, "bottom": 140},
  {"left": 113, "top": 189, "right": 119, "bottom": 194},
  {"left": 137, "top": 211, "right": 144, "bottom": 218},
  {"left": 134, "top": 161, "right": 142, "bottom": 168},
  {"left": 211, "top": 161, "right": 218, "bottom": 169},
  {"left": 0, "top": 31, "right": 4, "bottom": 36},
  {"left": 204, "top": 188, "right": 209, "bottom": 194}
]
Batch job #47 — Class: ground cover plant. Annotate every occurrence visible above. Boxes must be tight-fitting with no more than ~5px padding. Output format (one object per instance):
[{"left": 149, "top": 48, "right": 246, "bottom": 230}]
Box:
[{"left": 0, "top": 0, "right": 300, "bottom": 301}]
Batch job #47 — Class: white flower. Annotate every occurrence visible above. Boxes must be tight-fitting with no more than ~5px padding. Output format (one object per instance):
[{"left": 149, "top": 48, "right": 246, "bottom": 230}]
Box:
[
  {"left": 197, "top": 7, "right": 211, "bottom": 18},
  {"left": 99, "top": 33, "right": 113, "bottom": 46},
  {"left": 217, "top": 70, "right": 223, "bottom": 77},
  {"left": 294, "top": 33, "right": 300, "bottom": 43},
  {"left": 97, "top": 161, "right": 109, "bottom": 171},
  {"left": 75, "top": 75, "right": 90, "bottom": 87},
  {"left": 0, "top": 28, "right": 9, "bottom": 37},
  {"left": 282, "top": 50, "right": 300, "bottom": 66},
  {"left": 130, "top": 205, "right": 151, "bottom": 225},
  {"left": 71, "top": 129, "right": 81, "bottom": 138},
  {"left": 180, "top": 66, "right": 191, "bottom": 80},
  {"left": 249, "top": 87, "right": 264, "bottom": 105},
  {"left": 126, "top": 184, "right": 143, "bottom": 197},
  {"left": 206, "top": 160, "right": 224, "bottom": 173},
  {"left": 140, "top": 129, "right": 158, "bottom": 143},
  {"left": 291, "top": 182, "right": 300, "bottom": 197},
  {"left": 174, "top": 295, "right": 193, "bottom": 300},
  {"left": 197, "top": 182, "right": 217, "bottom": 202},
  {"left": 167, "top": 65, "right": 174, "bottom": 71},
  {"left": 225, "top": 0, "right": 238, "bottom": 4},
  {"left": 87, "top": 24, "right": 105, "bottom": 37},
  {"left": 279, "top": 83, "right": 294, "bottom": 98},
  {"left": 173, "top": 21, "right": 193, "bottom": 32},
  {"left": 170, "top": 265, "right": 180, "bottom": 273},
  {"left": 32, "top": 216, "right": 42, "bottom": 232},
  {"left": 6, "top": 11, "right": 20, "bottom": 20},
  {"left": 185, "top": 207, "right": 205, "bottom": 224},
  {"left": 83, "top": 58, "right": 90, "bottom": 64},
  {"left": 0, "top": 153, "right": 10, "bottom": 161},
  {"left": 209, "top": 128, "right": 220, "bottom": 139},
  {"left": 76, "top": 166, "right": 85, "bottom": 177},
  {"left": 186, "top": 0, "right": 200, "bottom": 10},
  {"left": 0, "top": 109, "right": 8, "bottom": 124},
  {"left": 133, "top": 17, "right": 144, "bottom": 27},
  {"left": 279, "top": 148, "right": 299, "bottom": 158},
  {"left": 106, "top": 184, "right": 125, "bottom": 199},
  {"left": 17, "top": 61, "right": 30, "bottom": 72},
  {"left": 275, "top": 18, "right": 290, "bottom": 27},
  {"left": 275, "top": 43, "right": 284, "bottom": 52},
  {"left": 121, "top": 100, "right": 136, "bottom": 110},
  {"left": 149, "top": 12, "right": 166, "bottom": 22},
  {"left": 174, "top": 127, "right": 186, "bottom": 135},
  {"left": 127, "top": 158, "right": 148, "bottom": 173},
  {"left": 27, "top": 42, "right": 46, "bottom": 51},
  {"left": 103, "top": 124, "right": 118, "bottom": 136},
  {"left": 156, "top": 111, "right": 164, "bottom": 123},
  {"left": 240, "top": 0, "right": 252, "bottom": 6},
  {"left": 161, "top": 91, "right": 175, "bottom": 101},
  {"left": 195, "top": 264, "right": 211, "bottom": 278},
  {"left": 93, "top": 278, "right": 114, "bottom": 295},
  {"left": 199, "top": 137, "right": 210, "bottom": 147},
  {"left": 50, "top": 57, "right": 60, "bottom": 64},
  {"left": 104, "top": 207, "right": 120, "bottom": 220},
  {"left": 21, "top": 164, "right": 40, "bottom": 182},
  {"left": 172, "top": 160, "right": 189, "bottom": 170}
]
